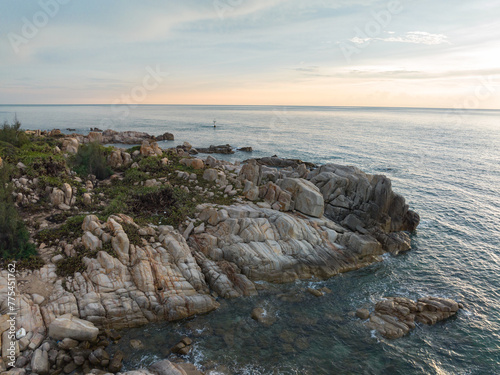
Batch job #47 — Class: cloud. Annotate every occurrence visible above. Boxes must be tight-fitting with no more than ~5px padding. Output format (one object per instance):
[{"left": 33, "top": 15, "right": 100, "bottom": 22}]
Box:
[{"left": 350, "top": 31, "right": 450, "bottom": 46}]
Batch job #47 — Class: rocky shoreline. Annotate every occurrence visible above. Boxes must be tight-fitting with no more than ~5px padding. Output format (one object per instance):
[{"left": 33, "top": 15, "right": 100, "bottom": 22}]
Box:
[{"left": 0, "top": 128, "right": 464, "bottom": 375}]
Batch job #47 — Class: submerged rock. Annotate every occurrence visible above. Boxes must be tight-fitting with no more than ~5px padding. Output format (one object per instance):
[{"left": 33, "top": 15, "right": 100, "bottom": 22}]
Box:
[{"left": 363, "top": 296, "right": 463, "bottom": 339}]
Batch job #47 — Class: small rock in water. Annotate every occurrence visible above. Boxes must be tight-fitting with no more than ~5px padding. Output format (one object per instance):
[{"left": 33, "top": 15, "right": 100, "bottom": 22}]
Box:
[
  {"left": 356, "top": 308, "right": 370, "bottom": 320},
  {"left": 307, "top": 288, "right": 324, "bottom": 297},
  {"left": 251, "top": 307, "right": 276, "bottom": 326},
  {"left": 129, "top": 339, "right": 144, "bottom": 349}
]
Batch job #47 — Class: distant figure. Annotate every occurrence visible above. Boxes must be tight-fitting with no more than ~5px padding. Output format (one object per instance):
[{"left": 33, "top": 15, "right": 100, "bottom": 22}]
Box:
[{"left": 213, "top": 120, "right": 217, "bottom": 128}]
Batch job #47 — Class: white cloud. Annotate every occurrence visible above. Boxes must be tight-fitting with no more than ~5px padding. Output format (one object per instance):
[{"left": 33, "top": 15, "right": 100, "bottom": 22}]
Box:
[{"left": 350, "top": 31, "right": 450, "bottom": 46}]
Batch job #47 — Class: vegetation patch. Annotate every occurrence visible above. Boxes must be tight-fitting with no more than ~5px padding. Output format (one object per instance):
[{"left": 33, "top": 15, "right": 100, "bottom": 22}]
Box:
[
  {"left": 70, "top": 142, "right": 113, "bottom": 180},
  {"left": 55, "top": 244, "right": 117, "bottom": 278},
  {"left": 0, "top": 163, "right": 37, "bottom": 260},
  {"left": 36, "top": 215, "right": 86, "bottom": 245},
  {"left": 121, "top": 223, "right": 143, "bottom": 246}
]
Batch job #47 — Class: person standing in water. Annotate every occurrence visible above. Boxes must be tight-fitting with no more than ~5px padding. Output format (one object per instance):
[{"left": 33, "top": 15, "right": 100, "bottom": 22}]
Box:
[{"left": 213, "top": 119, "right": 216, "bottom": 128}]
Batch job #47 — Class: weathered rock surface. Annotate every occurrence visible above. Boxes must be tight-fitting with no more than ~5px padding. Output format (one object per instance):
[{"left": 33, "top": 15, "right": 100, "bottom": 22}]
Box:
[
  {"left": 364, "top": 296, "right": 462, "bottom": 339},
  {"left": 108, "top": 149, "right": 132, "bottom": 168},
  {"left": 190, "top": 204, "right": 382, "bottom": 286},
  {"left": 278, "top": 178, "right": 324, "bottom": 218},
  {"left": 9, "top": 215, "right": 220, "bottom": 331},
  {"left": 196, "top": 144, "right": 234, "bottom": 154},
  {"left": 180, "top": 158, "right": 204, "bottom": 170},
  {"left": 308, "top": 163, "right": 420, "bottom": 254},
  {"left": 48, "top": 314, "right": 99, "bottom": 341},
  {"left": 140, "top": 140, "right": 163, "bottom": 157}
]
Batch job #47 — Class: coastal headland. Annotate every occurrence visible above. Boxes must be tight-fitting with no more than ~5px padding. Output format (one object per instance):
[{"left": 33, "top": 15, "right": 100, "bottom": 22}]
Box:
[{"left": 0, "top": 127, "right": 462, "bottom": 375}]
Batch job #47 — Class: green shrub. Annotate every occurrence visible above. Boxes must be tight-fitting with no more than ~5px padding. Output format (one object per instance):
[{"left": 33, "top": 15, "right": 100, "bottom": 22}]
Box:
[
  {"left": 0, "top": 118, "right": 30, "bottom": 148},
  {"left": 126, "top": 145, "right": 141, "bottom": 153},
  {"left": 71, "top": 142, "right": 113, "bottom": 180},
  {"left": 123, "top": 168, "right": 149, "bottom": 184},
  {"left": 36, "top": 215, "right": 85, "bottom": 245},
  {"left": 0, "top": 164, "right": 37, "bottom": 259}
]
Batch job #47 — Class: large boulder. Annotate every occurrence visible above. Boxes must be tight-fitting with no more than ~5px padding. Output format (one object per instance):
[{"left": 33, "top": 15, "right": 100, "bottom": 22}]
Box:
[
  {"left": 149, "top": 360, "right": 189, "bottom": 375},
  {"left": 278, "top": 178, "right": 324, "bottom": 218},
  {"left": 180, "top": 158, "right": 204, "bottom": 170},
  {"left": 62, "top": 138, "right": 79, "bottom": 154},
  {"left": 140, "top": 140, "right": 163, "bottom": 157},
  {"left": 108, "top": 149, "right": 132, "bottom": 168},
  {"left": 48, "top": 314, "right": 99, "bottom": 341},
  {"left": 239, "top": 160, "right": 260, "bottom": 185},
  {"left": 88, "top": 131, "right": 104, "bottom": 143},
  {"left": 155, "top": 132, "right": 174, "bottom": 141},
  {"left": 49, "top": 188, "right": 65, "bottom": 206},
  {"left": 31, "top": 348, "right": 49, "bottom": 375},
  {"left": 203, "top": 168, "right": 218, "bottom": 182}
]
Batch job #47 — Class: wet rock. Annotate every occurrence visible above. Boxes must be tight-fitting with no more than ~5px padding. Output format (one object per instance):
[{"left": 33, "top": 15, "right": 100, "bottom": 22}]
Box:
[
  {"left": 155, "top": 132, "right": 175, "bottom": 141},
  {"left": 307, "top": 288, "right": 324, "bottom": 297},
  {"left": 108, "top": 350, "right": 124, "bottom": 373},
  {"left": 129, "top": 339, "right": 144, "bottom": 349},
  {"left": 251, "top": 307, "right": 276, "bottom": 326},
  {"left": 364, "top": 296, "right": 462, "bottom": 339},
  {"left": 197, "top": 144, "right": 234, "bottom": 154},
  {"left": 356, "top": 308, "right": 370, "bottom": 320},
  {"left": 149, "top": 360, "right": 189, "bottom": 375}
]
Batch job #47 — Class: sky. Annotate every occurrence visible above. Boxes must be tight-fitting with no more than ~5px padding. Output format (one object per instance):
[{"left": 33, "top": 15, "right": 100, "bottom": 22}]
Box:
[{"left": 0, "top": 0, "right": 499, "bottom": 108}]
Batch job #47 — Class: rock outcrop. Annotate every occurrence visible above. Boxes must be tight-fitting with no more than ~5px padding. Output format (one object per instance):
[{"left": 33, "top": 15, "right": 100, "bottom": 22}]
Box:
[
  {"left": 190, "top": 204, "right": 383, "bottom": 287},
  {"left": 140, "top": 140, "right": 163, "bottom": 157},
  {"left": 308, "top": 163, "right": 420, "bottom": 254},
  {"left": 361, "top": 296, "right": 463, "bottom": 339},
  {"left": 48, "top": 314, "right": 99, "bottom": 341},
  {"left": 108, "top": 149, "right": 132, "bottom": 168}
]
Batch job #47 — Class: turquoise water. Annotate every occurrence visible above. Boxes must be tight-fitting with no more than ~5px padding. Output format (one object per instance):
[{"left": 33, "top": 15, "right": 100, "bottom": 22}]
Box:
[{"left": 2, "top": 105, "right": 499, "bottom": 374}]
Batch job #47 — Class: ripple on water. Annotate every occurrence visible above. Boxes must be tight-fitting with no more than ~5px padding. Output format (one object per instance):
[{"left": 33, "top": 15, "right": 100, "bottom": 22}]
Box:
[{"left": 3, "top": 105, "right": 498, "bottom": 373}]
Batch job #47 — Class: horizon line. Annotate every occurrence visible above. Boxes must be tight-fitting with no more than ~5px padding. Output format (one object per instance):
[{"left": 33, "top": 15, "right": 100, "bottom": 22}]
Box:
[{"left": 0, "top": 104, "right": 499, "bottom": 111}]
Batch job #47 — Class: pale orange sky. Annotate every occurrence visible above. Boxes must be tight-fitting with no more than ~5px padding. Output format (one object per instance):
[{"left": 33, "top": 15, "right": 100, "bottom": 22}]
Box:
[{"left": 1, "top": 1, "right": 499, "bottom": 109}]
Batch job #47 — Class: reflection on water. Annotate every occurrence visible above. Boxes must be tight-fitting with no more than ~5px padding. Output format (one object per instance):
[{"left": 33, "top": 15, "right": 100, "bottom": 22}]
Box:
[{"left": 2, "top": 105, "right": 499, "bottom": 374}]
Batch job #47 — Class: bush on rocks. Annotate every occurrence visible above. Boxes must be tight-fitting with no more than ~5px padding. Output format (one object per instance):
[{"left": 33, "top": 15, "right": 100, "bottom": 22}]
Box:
[
  {"left": 71, "top": 142, "right": 113, "bottom": 180},
  {"left": 0, "top": 163, "right": 37, "bottom": 260}
]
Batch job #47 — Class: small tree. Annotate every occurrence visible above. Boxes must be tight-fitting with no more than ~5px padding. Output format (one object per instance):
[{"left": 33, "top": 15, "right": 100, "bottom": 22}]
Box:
[
  {"left": 0, "top": 117, "right": 29, "bottom": 148},
  {"left": 71, "top": 142, "right": 113, "bottom": 180},
  {"left": 0, "top": 163, "right": 36, "bottom": 259}
]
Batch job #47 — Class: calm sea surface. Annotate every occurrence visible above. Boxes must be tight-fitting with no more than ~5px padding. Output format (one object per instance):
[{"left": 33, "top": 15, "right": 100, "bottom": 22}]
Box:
[{"left": 1, "top": 105, "right": 499, "bottom": 374}]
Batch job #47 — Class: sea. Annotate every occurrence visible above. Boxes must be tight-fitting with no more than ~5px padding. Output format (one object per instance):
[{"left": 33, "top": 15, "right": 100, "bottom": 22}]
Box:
[{"left": 1, "top": 105, "right": 499, "bottom": 374}]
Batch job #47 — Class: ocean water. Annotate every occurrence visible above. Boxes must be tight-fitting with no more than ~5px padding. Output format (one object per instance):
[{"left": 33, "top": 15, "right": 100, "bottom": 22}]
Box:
[{"left": 1, "top": 105, "right": 499, "bottom": 374}]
